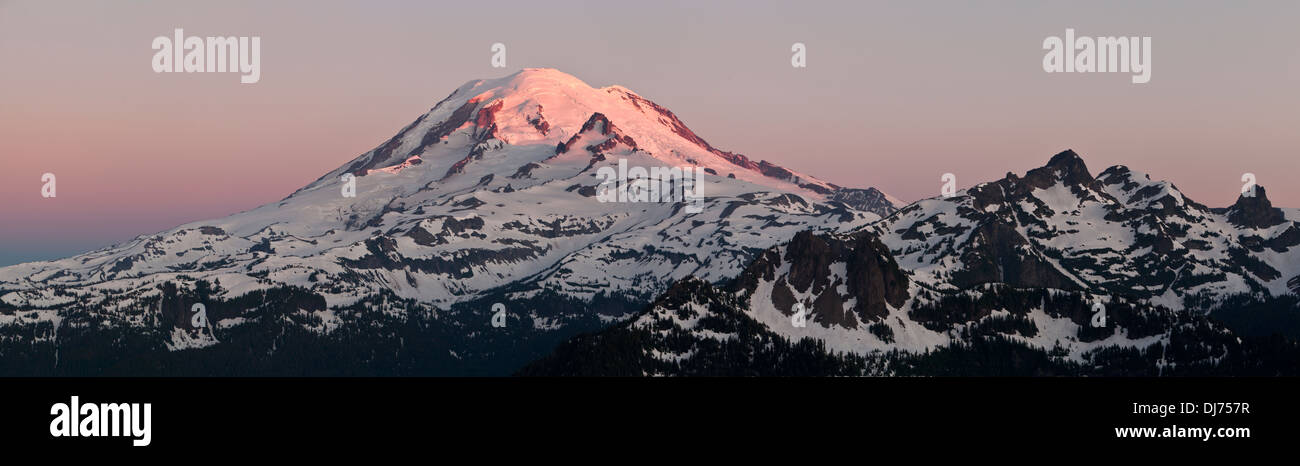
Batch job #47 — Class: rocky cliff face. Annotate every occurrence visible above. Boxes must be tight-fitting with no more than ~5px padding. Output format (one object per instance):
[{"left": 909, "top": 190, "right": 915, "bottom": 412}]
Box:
[
  {"left": 829, "top": 187, "right": 899, "bottom": 218},
  {"left": 737, "top": 230, "right": 908, "bottom": 328},
  {"left": 1224, "top": 185, "right": 1288, "bottom": 229}
]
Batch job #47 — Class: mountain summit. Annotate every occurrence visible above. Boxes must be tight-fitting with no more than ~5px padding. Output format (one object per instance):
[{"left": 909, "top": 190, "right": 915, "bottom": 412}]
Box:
[{"left": 304, "top": 68, "right": 844, "bottom": 200}]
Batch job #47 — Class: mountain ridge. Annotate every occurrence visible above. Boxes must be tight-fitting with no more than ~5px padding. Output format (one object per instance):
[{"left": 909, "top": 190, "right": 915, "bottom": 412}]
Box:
[{"left": 522, "top": 151, "right": 1300, "bottom": 375}]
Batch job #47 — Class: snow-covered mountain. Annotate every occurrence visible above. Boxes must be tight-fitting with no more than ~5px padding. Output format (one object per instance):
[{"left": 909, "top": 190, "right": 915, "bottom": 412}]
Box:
[
  {"left": 873, "top": 150, "right": 1299, "bottom": 307},
  {"left": 0, "top": 68, "right": 897, "bottom": 375},
  {"left": 523, "top": 151, "right": 1300, "bottom": 376},
  {"left": 3, "top": 66, "right": 1294, "bottom": 376}
]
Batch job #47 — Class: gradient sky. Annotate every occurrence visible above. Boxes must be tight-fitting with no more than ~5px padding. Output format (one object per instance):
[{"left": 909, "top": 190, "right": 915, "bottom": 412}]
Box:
[{"left": 1, "top": 0, "right": 1297, "bottom": 266}]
